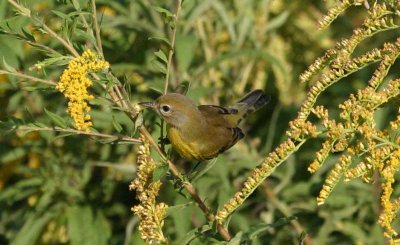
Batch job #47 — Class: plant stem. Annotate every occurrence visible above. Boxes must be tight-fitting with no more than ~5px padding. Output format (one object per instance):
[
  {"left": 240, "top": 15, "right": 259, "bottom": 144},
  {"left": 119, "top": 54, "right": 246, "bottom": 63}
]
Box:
[
  {"left": 19, "top": 125, "right": 141, "bottom": 143},
  {"left": 0, "top": 70, "right": 56, "bottom": 86},
  {"left": 38, "top": 18, "right": 80, "bottom": 57},
  {"left": 372, "top": 135, "right": 400, "bottom": 149},
  {"left": 163, "top": 0, "right": 182, "bottom": 94},
  {"left": 91, "top": 0, "right": 104, "bottom": 55}
]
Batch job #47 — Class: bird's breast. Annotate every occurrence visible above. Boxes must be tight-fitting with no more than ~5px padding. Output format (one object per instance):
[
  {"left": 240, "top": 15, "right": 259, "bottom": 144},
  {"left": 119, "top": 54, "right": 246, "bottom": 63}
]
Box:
[
  {"left": 167, "top": 124, "right": 232, "bottom": 161},
  {"left": 167, "top": 126, "right": 205, "bottom": 160}
]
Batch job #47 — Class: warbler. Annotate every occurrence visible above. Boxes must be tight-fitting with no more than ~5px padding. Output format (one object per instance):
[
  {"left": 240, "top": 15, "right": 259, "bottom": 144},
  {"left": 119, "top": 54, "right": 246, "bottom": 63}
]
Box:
[{"left": 139, "top": 90, "right": 270, "bottom": 161}]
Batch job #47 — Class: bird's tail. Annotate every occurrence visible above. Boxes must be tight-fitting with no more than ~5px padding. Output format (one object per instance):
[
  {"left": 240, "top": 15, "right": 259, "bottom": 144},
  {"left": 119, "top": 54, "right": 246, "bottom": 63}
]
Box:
[{"left": 232, "top": 89, "right": 270, "bottom": 124}]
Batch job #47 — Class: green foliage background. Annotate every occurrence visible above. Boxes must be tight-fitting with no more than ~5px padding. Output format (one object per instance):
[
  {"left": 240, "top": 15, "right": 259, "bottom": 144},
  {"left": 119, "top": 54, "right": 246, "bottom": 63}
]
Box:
[{"left": 0, "top": 0, "right": 399, "bottom": 244}]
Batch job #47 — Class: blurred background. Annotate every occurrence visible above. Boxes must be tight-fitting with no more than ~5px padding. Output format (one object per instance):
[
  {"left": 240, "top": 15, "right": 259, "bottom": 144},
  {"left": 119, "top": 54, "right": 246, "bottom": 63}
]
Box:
[{"left": 0, "top": 0, "right": 399, "bottom": 244}]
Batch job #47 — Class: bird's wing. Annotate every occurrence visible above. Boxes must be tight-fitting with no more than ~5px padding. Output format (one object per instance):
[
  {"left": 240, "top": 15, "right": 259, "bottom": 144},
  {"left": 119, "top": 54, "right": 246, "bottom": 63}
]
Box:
[
  {"left": 216, "top": 127, "right": 244, "bottom": 154},
  {"left": 198, "top": 105, "right": 240, "bottom": 127}
]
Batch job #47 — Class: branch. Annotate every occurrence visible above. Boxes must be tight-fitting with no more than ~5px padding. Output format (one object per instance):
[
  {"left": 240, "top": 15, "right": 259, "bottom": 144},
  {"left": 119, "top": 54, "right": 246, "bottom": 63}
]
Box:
[
  {"left": 18, "top": 125, "right": 141, "bottom": 144},
  {"left": 0, "top": 70, "right": 56, "bottom": 86},
  {"left": 163, "top": 0, "right": 182, "bottom": 94},
  {"left": 91, "top": 0, "right": 104, "bottom": 55}
]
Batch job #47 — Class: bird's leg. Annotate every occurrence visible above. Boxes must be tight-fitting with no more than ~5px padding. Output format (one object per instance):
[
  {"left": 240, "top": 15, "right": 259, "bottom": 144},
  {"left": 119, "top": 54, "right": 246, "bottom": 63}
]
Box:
[
  {"left": 170, "top": 174, "right": 190, "bottom": 199},
  {"left": 192, "top": 161, "right": 202, "bottom": 173},
  {"left": 188, "top": 158, "right": 218, "bottom": 182},
  {"left": 158, "top": 137, "right": 170, "bottom": 146},
  {"left": 187, "top": 161, "right": 202, "bottom": 180}
]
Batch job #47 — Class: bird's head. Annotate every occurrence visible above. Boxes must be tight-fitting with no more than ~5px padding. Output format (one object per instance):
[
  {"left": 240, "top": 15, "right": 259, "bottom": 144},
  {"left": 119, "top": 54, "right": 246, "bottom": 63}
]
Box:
[{"left": 139, "top": 93, "right": 199, "bottom": 127}]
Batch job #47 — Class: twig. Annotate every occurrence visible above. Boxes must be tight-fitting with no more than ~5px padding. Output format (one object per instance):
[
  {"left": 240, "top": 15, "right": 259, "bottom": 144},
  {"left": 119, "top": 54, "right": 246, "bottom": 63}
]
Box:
[
  {"left": 91, "top": 0, "right": 103, "bottom": 55},
  {"left": 38, "top": 18, "right": 80, "bottom": 57},
  {"left": 163, "top": 0, "right": 182, "bottom": 94},
  {"left": 18, "top": 125, "right": 141, "bottom": 143},
  {"left": 0, "top": 70, "right": 56, "bottom": 86}
]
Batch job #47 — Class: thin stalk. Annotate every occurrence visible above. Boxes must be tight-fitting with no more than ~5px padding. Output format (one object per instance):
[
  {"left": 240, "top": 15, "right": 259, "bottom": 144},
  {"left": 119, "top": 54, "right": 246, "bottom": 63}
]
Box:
[
  {"left": 38, "top": 18, "right": 80, "bottom": 57},
  {"left": 163, "top": 0, "right": 182, "bottom": 94},
  {"left": 91, "top": 0, "right": 104, "bottom": 55},
  {"left": 372, "top": 135, "right": 400, "bottom": 149},
  {"left": 0, "top": 70, "right": 56, "bottom": 86},
  {"left": 19, "top": 125, "right": 141, "bottom": 143}
]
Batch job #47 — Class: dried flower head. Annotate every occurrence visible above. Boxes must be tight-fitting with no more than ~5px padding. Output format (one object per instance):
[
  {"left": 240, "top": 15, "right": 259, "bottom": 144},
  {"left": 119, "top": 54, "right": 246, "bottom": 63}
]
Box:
[{"left": 130, "top": 134, "right": 168, "bottom": 244}]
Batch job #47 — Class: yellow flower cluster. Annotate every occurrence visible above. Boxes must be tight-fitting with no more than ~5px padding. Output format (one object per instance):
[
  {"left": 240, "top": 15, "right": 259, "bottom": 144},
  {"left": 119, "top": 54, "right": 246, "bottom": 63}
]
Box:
[
  {"left": 56, "top": 50, "right": 109, "bottom": 131},
  {"left": 129, "top": 134, "right": 168, "bottom": 244},
  {"left": 378, "top": 149, "right": 400, "bottom": 239},
  {"left": 216, "top": 138, "right": 298, "bottom": 223},
  {"left": 216, "top": 3, "right": 400, "bottom": 238},
  {"left": 317, "top": 154, "right": 352, "bottom": 205}
]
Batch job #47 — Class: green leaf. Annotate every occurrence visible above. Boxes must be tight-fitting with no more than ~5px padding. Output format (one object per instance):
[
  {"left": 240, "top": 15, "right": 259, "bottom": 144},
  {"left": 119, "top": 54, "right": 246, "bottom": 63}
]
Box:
[
  {"left": 246, "top": 216, "right": 297, "bottom": 239},
  {"left": 154, "top": 49, "right": 168, "bottom": 64},
  {"left": 0, "top": 147, "right": 26, "bottom": 162},
  {"left": 89, "top": 97, "right": 112, "bottom": 106},
  {"left": 148, "top": 36, "right": 172, "bottom": 48},
  {"left": 35, "top": 56, "right": 71, "bottom": 68},
  {"left": 21, "top": 27, "right": 35, "bottom": 42},
  {"left": 11, "top": 210, "right": 56, "bottom": 245},
  {"left": 153, "top": 6, "right": 174, "bottom": 18},
  {"left": 44, "top": 108, "right": 67, "bottom": 128},
  {"left": 149, "top": 86, "right": 164, "bottom": 95},
  {"left": 265, "top": 11, "right": 290, "bottom": 33},
  {"left": 189, "top": 158, "right": 218, "bottom": 182},
  {"left": 0, "top": 177, "right": 43, "bottom": 202},
  {"left": 75, "top": 29, "right": 96, "bottom": 46},
  {"left": 112, "top": 115, "right": 123, "bottom": 133},
  {"left": 176, "top": 223, "right": 212, "bottom": 245},
  {"left": 71, "top": 0, "right": 81, "bottom": 10},
  {"left": 134, "top": 112, "right": 143, "bottom": 134},
  {"left": 151, "top": 59, "right": 167, "bottom": 75},
  {"left": 2, "top": 57, "right": 17, "bottom": 73},
  {"left": 227, "top": 231, "right": 245, "bottom": 245},
  {"left": 51, "top": 10, "right": 69, "bottom": 19},
  {"left": 174, "top": 80, "right": 190, "bottom": 95},
  {"left": 227, "top": 217, "right": 297, "bottom": 244},
  {"left": 96, "top": 136, "right": 119, "bottom": 144},
  {"left": 152, "top": 164, "right": 169, "bottom": 181}
]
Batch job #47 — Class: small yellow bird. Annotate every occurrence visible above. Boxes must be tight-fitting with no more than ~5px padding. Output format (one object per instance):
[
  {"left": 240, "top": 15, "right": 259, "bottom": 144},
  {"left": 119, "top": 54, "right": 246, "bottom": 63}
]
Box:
[{"left": 139, "top": 90, "right": 270, "bottom": 161}]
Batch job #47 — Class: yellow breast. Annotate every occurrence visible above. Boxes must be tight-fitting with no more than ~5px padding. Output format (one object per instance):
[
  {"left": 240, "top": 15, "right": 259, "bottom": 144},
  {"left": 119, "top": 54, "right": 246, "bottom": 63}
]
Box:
[{"left": 167, "top": 126, "right": 205, "bottom": 160}]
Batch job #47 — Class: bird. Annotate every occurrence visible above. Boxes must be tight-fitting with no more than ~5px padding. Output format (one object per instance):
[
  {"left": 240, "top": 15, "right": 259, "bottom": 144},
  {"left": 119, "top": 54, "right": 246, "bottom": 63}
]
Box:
[{"left": 139, "top": 90, "right": 270, "bottom": 161}]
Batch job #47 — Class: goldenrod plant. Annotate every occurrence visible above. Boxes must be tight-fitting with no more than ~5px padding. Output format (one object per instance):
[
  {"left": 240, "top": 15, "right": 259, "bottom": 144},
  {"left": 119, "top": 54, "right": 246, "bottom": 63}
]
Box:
[{"left": 0, "top": 0, "right": 399, "bottom": 244}]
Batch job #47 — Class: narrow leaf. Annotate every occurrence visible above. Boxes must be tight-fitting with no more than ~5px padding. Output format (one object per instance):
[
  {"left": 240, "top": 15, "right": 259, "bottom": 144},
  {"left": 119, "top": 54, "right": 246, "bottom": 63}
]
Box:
[
  {"left": 148, "top": 36, "right": 172, "bottom": 48},
  {"left": 44, "top": 108, "right": 67, "bottom": 128},
  {"left": 154, "top": 49, "right": 168, "bottom": 64},
  {"left": 153, "top": 6, "right": 174, "bottom": 17},
  {"left": 2, "top": 57, "right": 17, "bottom": 73},
  {"left": 112, "top": 116, "right": 123, "bottom": 133}
]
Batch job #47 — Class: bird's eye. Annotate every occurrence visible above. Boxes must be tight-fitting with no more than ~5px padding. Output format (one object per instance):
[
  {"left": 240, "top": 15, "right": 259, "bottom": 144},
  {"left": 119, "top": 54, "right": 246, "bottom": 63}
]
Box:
[{"left": 160, "top": 105, "right": 171, "bottom": 113}]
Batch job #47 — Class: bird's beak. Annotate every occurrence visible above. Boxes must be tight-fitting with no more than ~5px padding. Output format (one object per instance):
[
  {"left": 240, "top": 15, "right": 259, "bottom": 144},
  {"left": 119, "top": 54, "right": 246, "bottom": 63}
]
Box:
[{"left": 138, "top": 101, "right": 156, "bottom": 109}]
